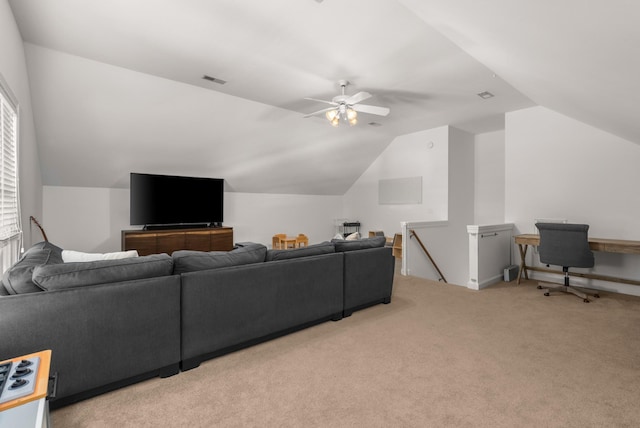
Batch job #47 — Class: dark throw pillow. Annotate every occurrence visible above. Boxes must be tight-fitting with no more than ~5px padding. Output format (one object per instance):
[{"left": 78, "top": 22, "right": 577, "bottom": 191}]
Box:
[{"left": 2, "top": 241, "right": 64, "bottom": 294}]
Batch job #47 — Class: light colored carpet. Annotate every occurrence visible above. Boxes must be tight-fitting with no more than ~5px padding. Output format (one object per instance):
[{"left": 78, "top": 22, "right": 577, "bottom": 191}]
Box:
[{"left": 51, "top": 275, "right": 640, "bottom": 427}]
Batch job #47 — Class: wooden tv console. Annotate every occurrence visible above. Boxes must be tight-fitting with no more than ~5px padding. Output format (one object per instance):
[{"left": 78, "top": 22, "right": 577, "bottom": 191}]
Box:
[{"left": 121, "top": 227, "right": 233, "bottom": 256}]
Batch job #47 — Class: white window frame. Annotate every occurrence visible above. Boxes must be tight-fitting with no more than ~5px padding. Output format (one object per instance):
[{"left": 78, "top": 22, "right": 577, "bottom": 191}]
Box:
[{"left": 0, "top": 73, "right": 22, "bottom": 274}]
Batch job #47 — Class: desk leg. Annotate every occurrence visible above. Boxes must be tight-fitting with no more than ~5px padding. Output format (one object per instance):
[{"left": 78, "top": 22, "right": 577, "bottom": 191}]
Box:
[{"left": 516, "top": 244, "right": 529, "bottom": 285}]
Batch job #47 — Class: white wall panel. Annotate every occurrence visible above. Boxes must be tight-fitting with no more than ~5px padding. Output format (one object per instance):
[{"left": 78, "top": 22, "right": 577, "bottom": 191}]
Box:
[
  {"left": 505, "top": 106, "right": 640, "bottom": 296},
  {"left": 474, "top": 130, "right": 505, "bottom": 225},
  {"left": 342, "top": 126, "right": 449, "bottom": 238}
]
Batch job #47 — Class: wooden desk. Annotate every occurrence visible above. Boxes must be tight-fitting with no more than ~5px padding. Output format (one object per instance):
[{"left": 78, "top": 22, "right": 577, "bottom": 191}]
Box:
[{"left": 515, "top": 234, "right": 640, "bottom": 286}]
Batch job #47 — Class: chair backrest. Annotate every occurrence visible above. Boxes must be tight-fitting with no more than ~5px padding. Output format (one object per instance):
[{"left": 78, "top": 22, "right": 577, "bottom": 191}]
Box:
[
  {"left": 296, "top": 234, "right": 309, "bottom": 247},
  {"left": 272, "top": 234, "right": 286, "bottom": 249},
  {"left": 536, "top": 223, "right": 594, "bottom": 269}
]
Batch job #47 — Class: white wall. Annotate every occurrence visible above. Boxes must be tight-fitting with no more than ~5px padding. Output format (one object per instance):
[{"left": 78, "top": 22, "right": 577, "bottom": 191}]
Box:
[
  {"left": 42, "top": 186, "right": 129, "bottom": 252},
  {"left": 505, "top": 106, "right": 640, "bottom": 296},
  {"left": 404, "top": 127, "right": 475, "bottom": 287},
  {"left": 0, "top": 0, "right": 42, "bottom": 243},
  {"left": 42, "top": 186, "right": 342, "bottom": 252},
  {"left": 342, "top": 126, "right": 449, "bottom": 237},
  {"left": 225, "top": 192, "right": 342, "bottom": 245},
  {"left": 343, "top": 125, "right": 474, "bottom": 287},
  {"left": 474, "top": 130, "right": 505, "bottom": 225}
]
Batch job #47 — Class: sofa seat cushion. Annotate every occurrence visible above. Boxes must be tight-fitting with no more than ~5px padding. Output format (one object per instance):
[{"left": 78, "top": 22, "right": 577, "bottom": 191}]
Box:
[
  {"left": 32, "top": 253, "right": 173, "bottom": 291},
  {"left": 332, "top": 236, "right": 386, "bottom": 252},
  {"left": 172, "top": 243, "right": 267, "bottom": 274},
  {"left": 2, "top": 241, "right": 64, "bottom": 295},
  {"left": 266, "top": 241, "right": 335, "bottom": 261}
]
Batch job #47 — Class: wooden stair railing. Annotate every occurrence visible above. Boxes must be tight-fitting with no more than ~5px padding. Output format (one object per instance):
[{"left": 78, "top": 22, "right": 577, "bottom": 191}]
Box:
[{"left": 409, "top": 229, "right": 447, "bottom": 283}]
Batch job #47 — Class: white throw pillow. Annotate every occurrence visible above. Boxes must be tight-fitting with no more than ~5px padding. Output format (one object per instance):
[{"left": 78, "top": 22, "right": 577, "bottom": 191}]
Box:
[
  {"left": 345, "top": 232, "right": 360, "bottom": 241},
  {"left": 62, "top": 249, "right": 139, "bottom": 262}
]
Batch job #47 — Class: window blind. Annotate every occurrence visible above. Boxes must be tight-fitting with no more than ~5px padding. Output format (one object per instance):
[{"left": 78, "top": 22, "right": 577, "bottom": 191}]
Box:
[{"left": 0, "top": 75, "right": 21, "bottom": 274}]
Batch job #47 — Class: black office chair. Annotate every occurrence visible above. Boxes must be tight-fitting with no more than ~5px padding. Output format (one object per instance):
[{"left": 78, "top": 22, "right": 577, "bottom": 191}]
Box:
[{"left": 536, "top": 223, "right": 600, "bottom": 302}]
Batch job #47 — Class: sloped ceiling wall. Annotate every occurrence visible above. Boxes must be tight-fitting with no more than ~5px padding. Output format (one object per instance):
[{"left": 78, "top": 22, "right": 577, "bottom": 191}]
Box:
[
  {"left": 11, "top": 0, "right": 640, "bottom": 195},
  {"left": 400, "top": 0, "right": 640, "bottom": 144},
  {"left": 11, "top": 0, "right": 534, "bottom": 194},
  {"left": 26, "top": 43, "right": 393, "bottom": 194}
]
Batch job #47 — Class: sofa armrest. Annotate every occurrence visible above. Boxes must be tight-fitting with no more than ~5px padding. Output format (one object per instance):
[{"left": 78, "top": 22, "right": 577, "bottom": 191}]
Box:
[
  {"left": 0, "top": 275, "right": 181, "bottom": 406},
  {"left": 343, "top": 246, "right": 395, "bottom": 316}
]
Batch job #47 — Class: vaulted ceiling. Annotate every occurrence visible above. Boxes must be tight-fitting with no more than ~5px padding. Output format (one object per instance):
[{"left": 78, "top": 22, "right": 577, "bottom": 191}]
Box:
[{"left": 8, "top": 0, "right": 639, "bottom": 194}]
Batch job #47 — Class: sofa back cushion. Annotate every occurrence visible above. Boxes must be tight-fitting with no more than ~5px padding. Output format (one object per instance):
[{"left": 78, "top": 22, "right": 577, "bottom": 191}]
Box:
[
  {"left": 332, "top": 236, "right": 386, "bottom": 252},
  {"left": 32, "top": 253, "right": 173, "bottom": 291},
  {"left": 2, "top": 241, "right": 64, "bottom": 295},
  {"left": 266, "top": 241, "right": 335, "bottom": 261},
  {"left": 172, "top": 242, "right": 267, "bottom": 274}
]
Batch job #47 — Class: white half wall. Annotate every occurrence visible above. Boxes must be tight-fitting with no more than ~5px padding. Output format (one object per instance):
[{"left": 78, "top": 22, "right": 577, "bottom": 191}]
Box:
[
  {"left": 42, "top": 186, "right": 342, "bottom": 252},
  {"left": 505, "top": 106, "right": 640, "bottom": 296}
]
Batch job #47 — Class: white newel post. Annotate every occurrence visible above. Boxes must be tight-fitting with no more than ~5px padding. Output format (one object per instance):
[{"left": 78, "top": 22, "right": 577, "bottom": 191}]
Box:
[{"left": 467, "top": 224, "right": 514, "bottom": 290}]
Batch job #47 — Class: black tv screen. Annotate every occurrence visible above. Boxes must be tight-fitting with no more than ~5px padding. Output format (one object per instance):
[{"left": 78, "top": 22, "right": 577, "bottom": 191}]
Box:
[{"left": 130, "top": 173, "right": 224, "bottom": 226}]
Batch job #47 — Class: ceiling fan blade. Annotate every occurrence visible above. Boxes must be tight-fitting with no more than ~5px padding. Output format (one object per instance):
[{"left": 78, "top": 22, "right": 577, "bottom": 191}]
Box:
[
  {"left": 303, "top": 106, "right": 336, "bottom": 118},
  {"left": 352, "top": 104, "right": 390, "bottom": 116},
  {"left": 345, "top": 91, "right": 372, "bottom": 105},
  {"left": 304, "top": 97, "right": 338, "bottom": 106}
]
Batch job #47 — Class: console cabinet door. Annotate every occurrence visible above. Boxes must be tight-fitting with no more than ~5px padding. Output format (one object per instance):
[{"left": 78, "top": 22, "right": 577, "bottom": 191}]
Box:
[
  {"left": 122, "top": 232, "right": 158, "bottom": 255},
  {"left": 185, "top": 230, "right": 213, "bottom": 252},
  {"left": 211, "top": 230, "right": 234, "bottom": 251},
  {"left": 156, "top": 232, "right": 186, "bottom": 255},
  {"left": 122, "top": 228, "right": 233, "bottom": 256}
]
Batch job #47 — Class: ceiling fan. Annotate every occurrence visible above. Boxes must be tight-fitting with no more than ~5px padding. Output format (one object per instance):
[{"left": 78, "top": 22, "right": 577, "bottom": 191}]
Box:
[{"left": 304, "top": 80, "right": 390, "bottom": 126}]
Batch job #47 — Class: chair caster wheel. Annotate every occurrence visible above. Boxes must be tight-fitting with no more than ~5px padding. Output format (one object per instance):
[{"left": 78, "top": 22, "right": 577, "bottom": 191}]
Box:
[
  {"left": 544, "top": 292, "right": 549, "bottom": 296},
  {"left": 537, "top": 285, "right": 543, "bottom": 289},
  {"left": 594, "top": 294, "right": 600, "bottom": 298},
  {"left": 584, "top": 299, "right": 590, "bottom": 303}
]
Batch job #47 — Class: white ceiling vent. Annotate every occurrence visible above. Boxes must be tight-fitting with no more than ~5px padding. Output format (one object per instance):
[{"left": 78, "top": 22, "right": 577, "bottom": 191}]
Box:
[
  {"left": 477, "top": 91, "right": 494, "bottom": 99},
  {"left": 203, "top": 75, "right": 227, "bottom": 85}
]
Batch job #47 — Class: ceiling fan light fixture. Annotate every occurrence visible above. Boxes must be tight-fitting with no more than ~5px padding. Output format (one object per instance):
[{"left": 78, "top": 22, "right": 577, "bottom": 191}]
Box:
[
  {"left": 304, "top": 79, "right": 389, "bottom": 126},
  {"left": 326, "top": 110, "right": 338, "bottom": 121},
  {"left": 347, "top": 108, "right": 357, "bottom": 125}
]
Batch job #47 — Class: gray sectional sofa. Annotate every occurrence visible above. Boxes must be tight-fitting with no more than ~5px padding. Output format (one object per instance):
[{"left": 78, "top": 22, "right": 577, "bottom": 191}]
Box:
[{"left": 0, "top": 237, "right": 394, "bottom": 408}]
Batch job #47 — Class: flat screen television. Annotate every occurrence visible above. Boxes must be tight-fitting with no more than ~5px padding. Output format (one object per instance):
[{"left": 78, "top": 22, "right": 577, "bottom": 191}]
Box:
[{"left": 130, "top": 173, "right": 224, "bottom": 228}]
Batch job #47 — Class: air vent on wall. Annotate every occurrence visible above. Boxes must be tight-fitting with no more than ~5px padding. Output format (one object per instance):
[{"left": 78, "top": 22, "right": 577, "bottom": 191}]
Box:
[{"left": 202, "top": 75, "right": 227, "bottom": 85}]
